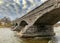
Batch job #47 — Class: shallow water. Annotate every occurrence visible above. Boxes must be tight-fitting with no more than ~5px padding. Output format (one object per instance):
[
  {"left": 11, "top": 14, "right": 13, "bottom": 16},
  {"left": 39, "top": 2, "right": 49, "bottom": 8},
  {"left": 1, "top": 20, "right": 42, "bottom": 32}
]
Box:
[{"left": 0, "top": 27, "right": 60, "bottom": 43}]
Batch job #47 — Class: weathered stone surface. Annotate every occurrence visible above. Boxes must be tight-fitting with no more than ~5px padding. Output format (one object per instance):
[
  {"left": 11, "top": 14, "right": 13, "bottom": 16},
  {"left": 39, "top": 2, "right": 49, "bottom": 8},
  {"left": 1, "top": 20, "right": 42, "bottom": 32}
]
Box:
[
  {"left": 17, "top": 25, "right": 55, "bottom": 38},
  {"left": 12, "top": 0, "right": 60, "bottom": 38}
]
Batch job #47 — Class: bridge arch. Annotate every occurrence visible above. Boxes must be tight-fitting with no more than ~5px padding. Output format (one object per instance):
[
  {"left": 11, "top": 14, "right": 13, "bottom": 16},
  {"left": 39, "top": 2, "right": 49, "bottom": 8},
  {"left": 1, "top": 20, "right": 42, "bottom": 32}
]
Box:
[
  {"left": 19, "top": 20, "right": 28, "bottom": 27},
  {"left": 33, "top": 7, "right": 60, "bottom": 25}
]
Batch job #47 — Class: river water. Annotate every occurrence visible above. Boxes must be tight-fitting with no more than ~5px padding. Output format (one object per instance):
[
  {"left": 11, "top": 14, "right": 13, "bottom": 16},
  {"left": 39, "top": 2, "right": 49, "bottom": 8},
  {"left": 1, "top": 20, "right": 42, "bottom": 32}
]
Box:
[{"left": 0, "top": 27, "right": 60, "bottom": 43}]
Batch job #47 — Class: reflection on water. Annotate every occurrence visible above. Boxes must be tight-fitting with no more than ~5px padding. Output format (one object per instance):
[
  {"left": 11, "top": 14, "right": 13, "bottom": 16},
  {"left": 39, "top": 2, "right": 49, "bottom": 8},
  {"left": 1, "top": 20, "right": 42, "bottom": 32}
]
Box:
[{"left": 0, "top": 27, "right": 60, "bottom": 43}]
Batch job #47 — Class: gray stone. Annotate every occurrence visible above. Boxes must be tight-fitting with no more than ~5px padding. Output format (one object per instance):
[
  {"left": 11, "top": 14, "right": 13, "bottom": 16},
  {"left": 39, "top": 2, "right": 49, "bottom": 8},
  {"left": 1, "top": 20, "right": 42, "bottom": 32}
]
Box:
[{"left": 12, "top": 0, "right": 60, "bottom": 39}]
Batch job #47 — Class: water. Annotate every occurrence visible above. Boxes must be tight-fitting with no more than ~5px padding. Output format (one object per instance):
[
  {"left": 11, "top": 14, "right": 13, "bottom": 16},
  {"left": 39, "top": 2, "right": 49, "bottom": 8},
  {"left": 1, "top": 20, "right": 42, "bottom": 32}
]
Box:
[{"left": 0, "top": 27, "right": 60, "bottom": 43}]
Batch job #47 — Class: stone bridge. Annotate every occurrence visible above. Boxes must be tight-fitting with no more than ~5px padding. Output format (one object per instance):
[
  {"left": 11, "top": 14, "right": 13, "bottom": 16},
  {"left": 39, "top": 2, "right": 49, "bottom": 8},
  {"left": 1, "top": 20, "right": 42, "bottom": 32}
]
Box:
[{"left": 13, "top": 0, "right": 60, "bottom": 39}]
